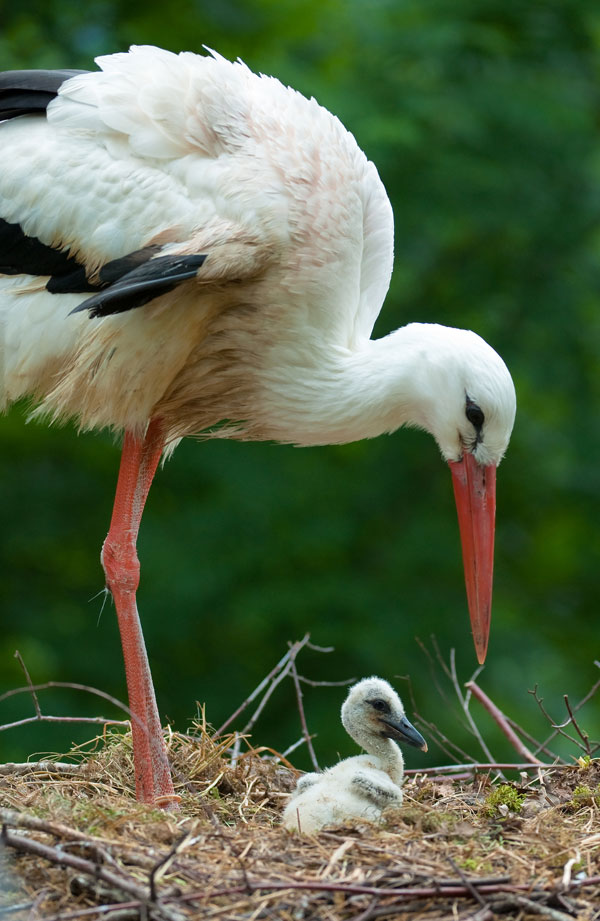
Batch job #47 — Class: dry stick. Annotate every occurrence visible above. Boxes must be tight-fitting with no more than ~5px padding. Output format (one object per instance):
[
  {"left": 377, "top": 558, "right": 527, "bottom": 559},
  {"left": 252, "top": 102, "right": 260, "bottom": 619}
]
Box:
[
  {"left": 0, "top": 903, "right": 35, "bottom": 917},
  {"left": 397, "top": 673, "right": 475, "bottom": 764},
  {"left": 279, "top": 736, "right": 308, "bottom": 760},
  {"left": 0, "top": 680, "right": 131, "bottom": 713},
  {"left": 351, "top": 898, "right": 380, "bottom": 921},
  {"left": 490, "top": 894, "right": 574, "bottom": 921},
  {"left": 214, "top": 636, "right": 310, "bottom": 737},
  {"left": 0, "top": 827, "right": 162, "bottom": 917},
  {"left": 299, "top": 676, "right": 356, "bottom": 688},
  {"left": 13, "top": 649, "right": 41, "bottom": 717},
  {"left": 0, "top": 714, "right": 129, "bottom": 733},
  {"left": 225, "top": 637, "right": 313, "bottom": 767},
  {"left": 562, "top": 695, "right": 591, "bottom": 755},
  {"left": 0, "top": 761, "right": 85, "bottom": 775},
  {"left": 532, "top": 667, "right": 600, "bottom": 756},
  {"left": 0, "top": 809, "right": 158, "bottom": 872},
  {"left": 465, "top": 681, "right": 544, "bottom": 764},
  {"left": 305, "top": 640, "right": 335, "bottom": 653},
  {"left": 416, "top": 637, "right": 455, "bottom": 711},
  {"left": 0, "top": 672, "right": 131, "bottom": 733},
  {"left": 449, "top": 650, "right": 496, "bottom": 766},
  {"left": 239, "top": 657, "right": 295, "bottom": 735},
  {"left": 505, "top": 715, "right": 562, "bottom": 762},
  {"left": 171, "top": 877, "right": 586, "bottom": 905},
  {"left": 288, "top": 646, "right": 320, "bottom": 772},
  {"left": 32, "top": 905, "right": 142, "bottom": 921},
  {"left": 446, "top": 857, "right": 487, "bottom": 909},
  {"left": 404, "top": 761, "right": 554, "bottom": 776},
  {"left": 149, "top": 831, "right": 197, "bottom": 902},
  {"left": 529, "top": 685, "right": 584, "bottom": 753}
]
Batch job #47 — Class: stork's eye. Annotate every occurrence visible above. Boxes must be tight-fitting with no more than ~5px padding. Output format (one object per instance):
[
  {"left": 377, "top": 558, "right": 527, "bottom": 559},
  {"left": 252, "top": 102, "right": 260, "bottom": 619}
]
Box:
[
  {"left": 369, "top": 698, "right": 390, "bottom": 713},
  {"left": 466, "top": 400, "right": 484, "bottom": 429}
]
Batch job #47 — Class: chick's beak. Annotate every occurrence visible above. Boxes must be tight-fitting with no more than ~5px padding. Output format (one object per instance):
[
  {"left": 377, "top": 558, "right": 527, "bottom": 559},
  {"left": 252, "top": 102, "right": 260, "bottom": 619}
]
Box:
[
  {"left": 381, "top": 715, "right": 428, "bottom": 752},
  {"left": 449, "top": 452, "right": 496, "bottom": 665}
]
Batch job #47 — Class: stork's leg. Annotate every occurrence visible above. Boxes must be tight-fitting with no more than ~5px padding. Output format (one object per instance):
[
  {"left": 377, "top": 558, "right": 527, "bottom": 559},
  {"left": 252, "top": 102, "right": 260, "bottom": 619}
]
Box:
[{"left": 101, "top": 418, "right": 177, "bottom": 807}]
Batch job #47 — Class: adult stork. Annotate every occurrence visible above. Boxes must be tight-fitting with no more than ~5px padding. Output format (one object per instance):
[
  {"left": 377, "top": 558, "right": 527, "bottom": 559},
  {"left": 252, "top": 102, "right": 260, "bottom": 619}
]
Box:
[{"left": 0, "top": 45, "right": 516, "bottom": 806}]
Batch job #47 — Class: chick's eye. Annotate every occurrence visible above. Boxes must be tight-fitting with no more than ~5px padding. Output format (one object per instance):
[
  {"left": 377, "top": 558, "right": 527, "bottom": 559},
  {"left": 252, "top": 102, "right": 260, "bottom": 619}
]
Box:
[
  {"left": 369, "top": 698, "right": 390, "bottom": 713},
  {"left": 466, "top": 402, "right": 484, "bottom": 429}
]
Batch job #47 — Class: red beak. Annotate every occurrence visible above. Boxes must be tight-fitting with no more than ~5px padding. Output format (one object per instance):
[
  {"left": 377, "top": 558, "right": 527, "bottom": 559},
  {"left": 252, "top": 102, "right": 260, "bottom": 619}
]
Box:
[{"left": 448, "top": 452, "right": 496, "bottom": 664}]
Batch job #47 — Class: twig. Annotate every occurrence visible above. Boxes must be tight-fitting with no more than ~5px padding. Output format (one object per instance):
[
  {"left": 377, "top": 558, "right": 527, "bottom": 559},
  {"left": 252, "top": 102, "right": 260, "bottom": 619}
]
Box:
[
  {"left": 1, "top": 827, "right": 143, "bottom": 904},
  {"left": 396, "top": 673, "right": 475, "bottom": 764},
  {"left": 505, "top": 715, "right": 562, "bottom": 762},
  {"left": 239, "top": 657, "right": 295, "bottom": 736},
  {"left": 562, "top": 695, "right": 591, "bottom": 755},
  {"left": 0, "top": 680, "right": 130, "bottom": 713},
  {"left": 34, "top": 905, "right": 141, "bottom": 921},
  {"left": 13, "top": 649, "right": 41, "bottom": 717},
  {"left": 490, "top": 894, "right": 575, "bottom": 921},
  {"left": 574, "top": 663, "right": 600, "bottom": 709},
  {"left": 449, "top": 650, "right": 496, "bottom": 766},
  {"left": 416, "top": 637, "right": 454, "bottom": 711},
  {"left": 529, "top": 685, "right": 585, "bottom": 752},
  {"left": 0, "top": 904, "right": 35, "bottom": 917},
  {"left": 0, "top": 761, "right": 85, "bottom": 775},
  {"left": 466, "top": 681, "right": 544, "bottom": 764},
  {"left": 278, "top": 736, "right": 308, "bottom": 760},
  {"left": 288, "top": 645, "right": 320, "bottom": 772},
  {"left": 149, "top": 831, "right": 196, "bottom": 902},
  {"left": 214, "top": 637, "right": 310, "bottom": 737},
  {"left": 447, "top": 856, "right": 487, "bottom": 908},
  {"left": 404, "top": 762, "right": 555, "bottom": 776},
  {"left": 0, "top": 714, "right": 129, "bottom": 733},
  {"left": 0, "top": 824, "right": 188, "bottom": 921},
  {"left": 305, "top": 640, "right": 335, "bottom": 653},
  {"left": 171, "top": 876, "right": 585, "bottom": 904}
]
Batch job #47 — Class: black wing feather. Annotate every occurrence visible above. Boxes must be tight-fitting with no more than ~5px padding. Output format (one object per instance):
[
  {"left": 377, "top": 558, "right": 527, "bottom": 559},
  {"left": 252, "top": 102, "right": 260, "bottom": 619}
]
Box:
[
  {"left": 70, "top": 254, "right": 208, "bottom": 317},
  {"left": 0, "top": 71, "right": 207, "bottom": 316},
  {"left": 0, "top": 217, "right": 96, "bottom": 285},
  {"left": 0, "top": 69, "right": 87, "bottom": 118}
]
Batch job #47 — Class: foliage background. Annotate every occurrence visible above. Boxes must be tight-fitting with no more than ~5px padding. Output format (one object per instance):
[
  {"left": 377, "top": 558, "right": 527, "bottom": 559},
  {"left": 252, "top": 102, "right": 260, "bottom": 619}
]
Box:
[{"left": 1, "top": 0, "right": 599, "bottom": 770}]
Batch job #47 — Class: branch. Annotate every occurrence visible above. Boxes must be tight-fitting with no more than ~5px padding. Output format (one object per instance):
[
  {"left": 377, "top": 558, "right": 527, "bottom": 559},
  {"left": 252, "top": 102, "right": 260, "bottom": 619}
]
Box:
[
  {"left": 0, "top": 680, "right": 130, "bottom": 714},
  {"left": 0, "top": 714, "right": 129, "bottom": 733},
  {"left": 214, "top": 636, "right": 310, "bottom": 737},
  {"left": 449, "top": 649, "right": 496, "bottom": 765},
  {"left": 404, "top": 762, "right": 555, "bottom": 776},
  {"left": 0, "top": 761, "right": 85, "bottom": 776},
  {"left": 465, "top": 682, "right": 544, "bottom": 764},
  {"left": 13, "top": 649, "right": 41, "bottom": 717},
  {"left": 529, "top": 685, "right": 585, "bottom": 752},
  {"left": 288, "top": 645, "right": 320, "bottom": 772},
  {"left": 562, "top": 695, "right": 591, "bottom": 755}
]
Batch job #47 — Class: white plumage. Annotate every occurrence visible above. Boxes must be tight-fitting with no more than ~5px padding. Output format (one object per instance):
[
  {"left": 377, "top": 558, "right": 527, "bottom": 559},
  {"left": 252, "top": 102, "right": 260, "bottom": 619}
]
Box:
[
  {"left": 282, "top": 677, "right": 427, "bottom": 833},
  {"left": 0, "top": 46, "right": 515, "bottom": 806}
]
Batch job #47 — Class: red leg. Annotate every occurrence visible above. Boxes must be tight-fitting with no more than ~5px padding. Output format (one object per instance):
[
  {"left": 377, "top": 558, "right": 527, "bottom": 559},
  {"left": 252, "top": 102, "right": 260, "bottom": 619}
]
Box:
[{"left": 101, "top": 418, "right": 178, "bottom": 807}]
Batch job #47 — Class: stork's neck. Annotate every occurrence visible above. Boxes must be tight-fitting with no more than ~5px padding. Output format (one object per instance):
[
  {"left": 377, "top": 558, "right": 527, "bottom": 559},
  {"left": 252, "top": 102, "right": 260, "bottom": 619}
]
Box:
[
  {"left": 258, "top": 324, "right": 446, "bottom": 447},
  {"left": 353, "top": 731, "right": 405, "bottom": 785}
]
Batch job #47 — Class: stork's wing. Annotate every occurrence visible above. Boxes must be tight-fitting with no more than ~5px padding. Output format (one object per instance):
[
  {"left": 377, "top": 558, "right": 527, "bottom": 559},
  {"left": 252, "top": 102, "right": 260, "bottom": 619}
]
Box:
[
  {"left": 0, "top": 56, "right": 280, "bottom": 317},
  {"left": 0, "top": 69, "right": 87, "bottom": 118},
  {"left": 70, "top": 252, "right": 207, "bottom": 317}
]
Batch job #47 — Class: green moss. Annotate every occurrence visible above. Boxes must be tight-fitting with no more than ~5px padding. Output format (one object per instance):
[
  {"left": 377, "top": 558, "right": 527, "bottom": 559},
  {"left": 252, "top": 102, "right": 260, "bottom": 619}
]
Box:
[
  {"left": 485, "top": 784, "right": 526, "bottom": 817},
  {"left": 568, "top": 784, "right": 600, "bottom": 810},
  {"left": 458, "top": 857, "right": 493, "bottom": 875}
]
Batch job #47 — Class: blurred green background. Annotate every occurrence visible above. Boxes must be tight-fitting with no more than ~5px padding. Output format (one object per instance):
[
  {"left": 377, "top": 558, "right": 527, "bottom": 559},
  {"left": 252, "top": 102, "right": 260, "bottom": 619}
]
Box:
[{"left": 1, "top": 0, "right": 599, "bottom": 773}]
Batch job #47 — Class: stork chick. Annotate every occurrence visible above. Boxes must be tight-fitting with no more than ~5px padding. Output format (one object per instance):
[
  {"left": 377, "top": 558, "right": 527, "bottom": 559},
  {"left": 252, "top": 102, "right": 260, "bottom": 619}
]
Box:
[{"left": 282, "top": 677, "right": 427, "bottom": 833}]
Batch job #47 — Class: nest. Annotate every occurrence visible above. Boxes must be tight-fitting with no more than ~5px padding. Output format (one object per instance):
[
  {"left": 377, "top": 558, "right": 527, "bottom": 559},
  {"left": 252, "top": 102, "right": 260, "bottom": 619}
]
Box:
[{"left": 1, "top": 724, "right": 599, "bottom": 921}]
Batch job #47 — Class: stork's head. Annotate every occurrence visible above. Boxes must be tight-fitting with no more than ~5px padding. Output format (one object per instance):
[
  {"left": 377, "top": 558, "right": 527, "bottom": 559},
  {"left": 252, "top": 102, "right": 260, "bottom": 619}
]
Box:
[
  {"left": 341, "top": 677, "right": 427, "bottom": 755},
  {"left": 407, "top": 324, "right": 516, "bottom": 664}
]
